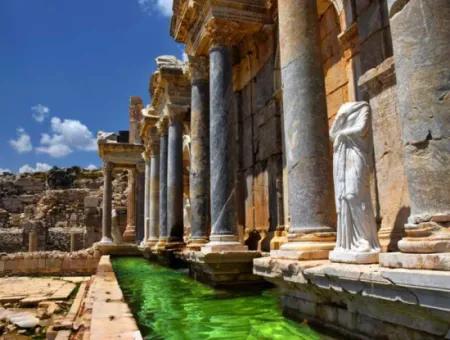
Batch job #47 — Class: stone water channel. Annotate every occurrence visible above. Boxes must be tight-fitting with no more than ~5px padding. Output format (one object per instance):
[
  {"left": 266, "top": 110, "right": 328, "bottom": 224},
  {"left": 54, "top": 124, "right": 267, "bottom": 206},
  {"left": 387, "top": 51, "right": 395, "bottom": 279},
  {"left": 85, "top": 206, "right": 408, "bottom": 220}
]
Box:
[{"left": 113, "top": 257, "right": 334, "bottom": 339}]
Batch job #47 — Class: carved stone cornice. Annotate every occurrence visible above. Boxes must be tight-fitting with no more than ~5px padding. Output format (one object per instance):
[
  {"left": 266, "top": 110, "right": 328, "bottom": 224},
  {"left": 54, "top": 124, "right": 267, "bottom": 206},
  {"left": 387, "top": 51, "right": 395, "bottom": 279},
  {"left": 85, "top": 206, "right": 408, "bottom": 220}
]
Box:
[
  {"left": 187, "top": 55, "right": 209, "bottom": 81},
  {"left": 149, "top": 56, "right": 191, "bottom": 116},
  {"left": 171, "top": 0, "right": 270, "bottom": 56}
]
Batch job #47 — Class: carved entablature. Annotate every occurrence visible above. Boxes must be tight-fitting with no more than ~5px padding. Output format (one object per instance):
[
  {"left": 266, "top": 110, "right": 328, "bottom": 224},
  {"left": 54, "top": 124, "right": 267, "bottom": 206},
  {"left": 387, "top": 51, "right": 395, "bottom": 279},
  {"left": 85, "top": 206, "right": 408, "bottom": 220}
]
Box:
[
  {"left": 149, "top": 55, "right": 191, "bottom": 118},
  {"left": 171, "top": 0, "right": 270, "bottom": 56}
]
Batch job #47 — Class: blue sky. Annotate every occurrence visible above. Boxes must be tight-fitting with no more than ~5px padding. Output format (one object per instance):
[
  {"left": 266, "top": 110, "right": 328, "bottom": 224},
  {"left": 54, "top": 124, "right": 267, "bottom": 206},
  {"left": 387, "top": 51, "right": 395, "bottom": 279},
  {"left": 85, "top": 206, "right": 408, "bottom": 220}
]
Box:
[{"left": 0, "top": 0, "right": 181, "bottom": 173}]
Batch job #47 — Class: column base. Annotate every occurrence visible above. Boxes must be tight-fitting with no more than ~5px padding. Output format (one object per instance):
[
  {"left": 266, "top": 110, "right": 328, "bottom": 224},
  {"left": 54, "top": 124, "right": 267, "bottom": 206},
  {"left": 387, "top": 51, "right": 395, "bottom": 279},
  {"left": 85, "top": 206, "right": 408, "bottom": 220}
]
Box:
[
  {"left": 164, "top": 241, "right": 185, "bottom": 250},
  {"left": 188, "top": 249, "right": 264, "bottom": 287},
  {"left": 270, "top": 228, "right": 288, "bottom": 250},
  {"left": 145, "top": 238, "right": 159, "bottom": 248},
  {"left": 272, "top": 232, "right": 336, "bottom": 260},
  {"left": 155, "top": 238, "right": 168, "bottom": 250},
  {"left": 122, "top": 225, "right": 136, "bottom": 243},
  {"left": 99, "top": 236, "right": 113, "bottom": 244},
  {"left": 201, "top": 234, "right": 248, "bottom": 253},
  {"left": 329, "top": 248, "right": 380, "bottom": 264},
  {"left": 398, "top": 220, "right": 450, "bottom": 253},
  {"left": 187, "top": 238, "right": 209, "bottom": 251},
  {"left": 380, "top": 252, "right": 450, "bottom": 271}
]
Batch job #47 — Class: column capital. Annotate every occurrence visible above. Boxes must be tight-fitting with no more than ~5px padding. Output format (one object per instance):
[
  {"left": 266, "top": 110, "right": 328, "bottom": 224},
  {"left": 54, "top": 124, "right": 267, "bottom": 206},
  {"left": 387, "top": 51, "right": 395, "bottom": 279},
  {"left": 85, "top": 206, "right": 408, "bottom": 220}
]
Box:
[
  {"left": 167, "top": 104, "right": 189, "bottom": 124},
  {"left": 187, "top": 55, "right": 209, "bottom": 82},
  {"left": 157, "top": 115, "right": 169, "bottom": 135},
  {"left": 205, "top": 18, "right": 240, "bottom": 49}
]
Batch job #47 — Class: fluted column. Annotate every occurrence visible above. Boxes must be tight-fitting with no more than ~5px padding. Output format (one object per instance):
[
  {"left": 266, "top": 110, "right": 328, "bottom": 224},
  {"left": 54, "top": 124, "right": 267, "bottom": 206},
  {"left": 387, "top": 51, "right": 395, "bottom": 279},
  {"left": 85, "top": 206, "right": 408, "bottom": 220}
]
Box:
[
  {"left": 123, "top": 167, "right": 137, "bottom": 243},
  {"left": 156, "top": 116, "right": 169, "bottom": 249},
  {"left": 100, "top": 161, "right": 113, "bottom": 244},
  {"left": 276, "top": 0, "right": 335, "bottom": 258},
  {"left": 166, "top": 105, "right": 186, "bottom": 248},
  {"left": 142, "top": 154, "right": 151, "bottom": 245},
  {"left": 383, "top": 0, "right": 450, "bottom": 257},
  {"left": 202, "top": 30, "right": 246, "bottom": 252},
  {"left": 188, "top": 56, "right": 210, "bottom": 249}
]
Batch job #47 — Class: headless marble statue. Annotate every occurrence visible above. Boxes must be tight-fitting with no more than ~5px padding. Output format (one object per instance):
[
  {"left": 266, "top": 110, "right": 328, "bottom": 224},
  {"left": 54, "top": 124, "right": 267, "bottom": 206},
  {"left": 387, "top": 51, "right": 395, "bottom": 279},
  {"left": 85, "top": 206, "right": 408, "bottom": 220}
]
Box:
[{"left": 329, "top": 102, "right": 380, "bottom": 264}]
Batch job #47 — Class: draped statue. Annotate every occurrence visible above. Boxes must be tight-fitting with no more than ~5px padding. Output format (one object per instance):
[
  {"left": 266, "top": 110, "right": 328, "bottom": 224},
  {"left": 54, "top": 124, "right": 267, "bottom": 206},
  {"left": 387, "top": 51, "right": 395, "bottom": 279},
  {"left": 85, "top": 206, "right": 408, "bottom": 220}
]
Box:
[{"left": 329, "top": 102, "right": 380, "bottom": 264}]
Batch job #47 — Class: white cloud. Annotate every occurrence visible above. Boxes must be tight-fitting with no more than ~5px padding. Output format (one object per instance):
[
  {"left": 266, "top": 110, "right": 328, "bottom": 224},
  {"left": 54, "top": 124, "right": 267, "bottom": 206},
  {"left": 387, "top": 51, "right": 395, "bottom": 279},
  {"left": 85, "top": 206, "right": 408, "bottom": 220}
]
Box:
[
  {"left": 36, "top": 117, "right": 97, "bottom": 158},
  {"left": 0, "top": 168, "right": 12, "bottom": 174},
  {"left": 85, "top": 164, "right": 98, "bottom": 170},
  {"left": 31, "top": 104, "right": 50, "bottom": 123},
  {"left": 19, "top": 162, "right": 52, "bottom": 174},
  {"left": 138, "top": 0, "right": 173, "bottom": 16},
  {"left": 9, "top": 128, "right": 33, "bottom": 153},
  {"left": 181, "top": 50, "right": 188, "bottom": 63}
]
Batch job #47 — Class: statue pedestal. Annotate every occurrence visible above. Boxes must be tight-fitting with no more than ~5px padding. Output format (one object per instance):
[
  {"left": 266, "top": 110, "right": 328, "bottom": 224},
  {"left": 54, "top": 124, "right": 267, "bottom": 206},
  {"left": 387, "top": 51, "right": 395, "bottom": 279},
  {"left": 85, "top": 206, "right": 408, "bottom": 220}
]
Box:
[{"left": 329, "top": 249, "right": 379, "bottom": 264}]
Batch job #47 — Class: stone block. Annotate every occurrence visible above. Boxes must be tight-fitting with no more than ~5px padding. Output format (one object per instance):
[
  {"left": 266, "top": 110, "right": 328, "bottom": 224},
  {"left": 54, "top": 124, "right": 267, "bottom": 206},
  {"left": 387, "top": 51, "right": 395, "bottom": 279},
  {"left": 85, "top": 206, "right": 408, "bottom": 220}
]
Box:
[
  {"left": 360, "top": 29, "right": 392, "bottom": 74},
  {"left": 379, "top": 252, "right": 450, "bottom": 271},
  {"left": 252, "top": 56, "right": 274, "bottom": 113},
  {"left": 242, "top": 117, "right": 254, "bottom": 169},
  {"left": 254, "top": 115, "right": 281, "bottom": 161},
  {"left": 253, "top": 165, "right": 269, "bottom": 230},
  {"left": 358, "top": 0, "right": 384, "bottom": 41}
]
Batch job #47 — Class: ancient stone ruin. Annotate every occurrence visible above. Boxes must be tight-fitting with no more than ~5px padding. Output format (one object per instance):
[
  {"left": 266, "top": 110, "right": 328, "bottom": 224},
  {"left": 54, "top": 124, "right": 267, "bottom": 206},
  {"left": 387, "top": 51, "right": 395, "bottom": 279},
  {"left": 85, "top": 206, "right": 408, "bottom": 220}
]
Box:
[{"left": 1, "top": 0, "right": 449, "bottom": 339}]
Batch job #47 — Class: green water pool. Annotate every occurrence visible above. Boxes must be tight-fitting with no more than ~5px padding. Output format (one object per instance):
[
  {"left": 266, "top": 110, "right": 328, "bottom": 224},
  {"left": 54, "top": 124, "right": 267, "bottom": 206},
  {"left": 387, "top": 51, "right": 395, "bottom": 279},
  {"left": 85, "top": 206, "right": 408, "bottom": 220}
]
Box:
[{"left": 113, "top": 257, "right": 329, "bottom": 340}]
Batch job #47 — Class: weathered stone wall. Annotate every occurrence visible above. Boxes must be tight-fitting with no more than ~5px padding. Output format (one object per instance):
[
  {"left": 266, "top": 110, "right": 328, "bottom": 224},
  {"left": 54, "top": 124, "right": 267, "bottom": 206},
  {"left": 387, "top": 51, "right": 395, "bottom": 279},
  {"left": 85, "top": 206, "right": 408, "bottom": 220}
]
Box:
[
  {"left": 233, "top": 22, "right": 284, "bottom": 252},
  {"left": 0, "top": 168, "right": 128, "bottom": 253},
  {"left": 228, "top": 0, "right": 408, "bottom": 252},
  {"left": 0, "top": 248, "right": 100, "bottom": 276}
]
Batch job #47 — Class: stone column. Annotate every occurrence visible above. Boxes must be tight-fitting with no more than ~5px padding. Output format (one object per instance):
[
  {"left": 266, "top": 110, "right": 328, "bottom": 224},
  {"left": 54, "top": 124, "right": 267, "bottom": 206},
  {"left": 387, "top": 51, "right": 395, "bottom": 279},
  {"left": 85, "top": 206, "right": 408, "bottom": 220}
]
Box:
[
  {"left": 142, "top": 154, "right": 151, "bottom": 245},
  {"left": 380, "top": 0, "right": 450, "bottom": 268},
  {"left": 136, "top": 163, "right": 146, "bottom": 243},
  {"left": 147, "top": 142, "right": 160, "bottom": 247},
  {"left": 28, "top": 230, "right": 38, "bottom": 252},
  {"left": 203, "top": 39, "right": 246, "bottom": 252},
  {"left": 188, "top": 56, "right": 210, "bottom": 249},
  {"left": 123, "top": 167, "right": 137, "bottom": 243},
  {"left": 156, "top": 116, "right": 169, "bottom": 249},
  {"left": 70, "top": 232, "right": 77, "bottom": 252},
  {"left": 129, "top": 96, "right": 143, "bottom": 144},
  {"left": 276, "top": 0, "right": 335, "bottom": 259},
  {"left": 166, "top": 105, "right": 186, "bottom": 248},
  {"left": 100, "top": 161, "right": 113, "bottom": 244}
]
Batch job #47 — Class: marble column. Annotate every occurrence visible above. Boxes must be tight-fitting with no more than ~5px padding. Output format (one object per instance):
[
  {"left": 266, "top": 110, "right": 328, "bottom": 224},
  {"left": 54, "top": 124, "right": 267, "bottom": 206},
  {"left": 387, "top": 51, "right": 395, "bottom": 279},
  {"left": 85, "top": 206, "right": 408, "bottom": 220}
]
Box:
[
  {"left": 147, "top": 144, "right": 160, "bottom": 247},
  {"left": 384, "top": 0, "right": 450, "bottom": 256},
  {"left": 100, "top": 162, "right": 113, "bottom": 244},
  {"left": 166, "top": 105, "right": 186, "bottom": 247},
  {"left": 142, "top": 155, "right": 151, "bottom": 245},
  {"left": 188, "top": 56, "right": 210, "bottom": 249},
  {"left": 276, "top": 0, "right": 335, "bottom": 258},
  {"left": 136, "top": 164, "right": 146, "bottom": 243},
  {"left": 156, "top": 116, "right": 169, "bottom": 249},
  {"left": 203, "top": 43, "right": 246, "bottom": 252},
  {"left": 123, "top": 168, "right": 137, "bottom": 243}
]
